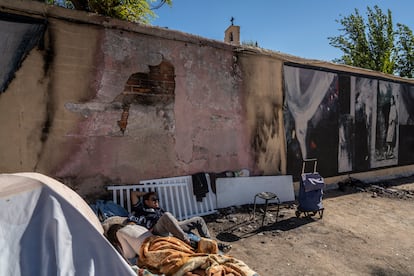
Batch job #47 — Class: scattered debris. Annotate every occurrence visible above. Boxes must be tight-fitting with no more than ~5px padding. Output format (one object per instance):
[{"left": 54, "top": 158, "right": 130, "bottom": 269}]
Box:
[
  {"left": 205, "top": 202, "right": 303, "bottom": 241},
  {"left": 205, "top": 175, "right": 414, "bottom": 243},
  {"left": 336, "top": 175, "right": 414, "bottom": 200}
]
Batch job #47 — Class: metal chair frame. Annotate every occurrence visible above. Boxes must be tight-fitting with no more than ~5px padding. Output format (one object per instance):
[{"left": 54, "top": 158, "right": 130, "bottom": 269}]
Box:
[{"left": 253, "top": 192, "right": 280, "bottom": 227}]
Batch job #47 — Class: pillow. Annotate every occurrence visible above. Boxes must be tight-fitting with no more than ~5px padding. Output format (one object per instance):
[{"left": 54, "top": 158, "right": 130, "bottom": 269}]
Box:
[{"left": 101, "top": 216, "right": 128, "bottom": 235}]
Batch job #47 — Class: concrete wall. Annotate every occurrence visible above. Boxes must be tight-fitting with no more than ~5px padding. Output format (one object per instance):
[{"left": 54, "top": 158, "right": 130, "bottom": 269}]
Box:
[
  {"left": 0, "top": 1, "right": 253, "bottom": 198},
  {"left": 0, "top": 1, "right": 413, "bottom": 199}
]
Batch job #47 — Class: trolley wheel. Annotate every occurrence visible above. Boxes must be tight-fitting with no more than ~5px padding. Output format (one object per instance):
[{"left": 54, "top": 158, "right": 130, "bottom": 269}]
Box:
[
  {"left": 303, "top": 211, "right": 314, "bottom": 218},
  {"left": 318, "top": 209, "right": 324, "bottom": 219}
]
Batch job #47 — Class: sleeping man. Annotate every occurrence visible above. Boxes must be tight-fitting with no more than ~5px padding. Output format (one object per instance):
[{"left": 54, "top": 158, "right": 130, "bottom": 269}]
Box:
[{"left": 105, "top": 223, "right": 258, "bottom": 276}]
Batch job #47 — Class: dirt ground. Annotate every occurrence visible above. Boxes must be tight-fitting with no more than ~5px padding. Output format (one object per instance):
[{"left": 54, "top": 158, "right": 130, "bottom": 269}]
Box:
[{"left": 204, "top": 176, "right": 414, "bottom": 276}]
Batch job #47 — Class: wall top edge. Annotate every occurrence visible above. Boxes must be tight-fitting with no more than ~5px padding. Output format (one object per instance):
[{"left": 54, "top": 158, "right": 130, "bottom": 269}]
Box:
[
  {"left": 1, "top": 0, "right": 413, "bottom": 84},
  {"left": 0, "top": 0, "right": 234, "bottom": 51},
  {"left": 236, "top": 46, "right": 414, "bottom": 84}
]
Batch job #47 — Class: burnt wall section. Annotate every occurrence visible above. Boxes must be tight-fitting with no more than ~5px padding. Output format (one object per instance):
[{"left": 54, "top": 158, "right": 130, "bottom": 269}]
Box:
[
  {"left": 0, "top": 1, "right": 106, "bottom": 191},
  {"left": 0, "top": 12, "right": 46, "bottom": 93},
  {"left": 238, "top": 53, "right": 286, "bottom": 175},
  {"left": 23, "top": 11, "right": 248, "bottom": 196}
]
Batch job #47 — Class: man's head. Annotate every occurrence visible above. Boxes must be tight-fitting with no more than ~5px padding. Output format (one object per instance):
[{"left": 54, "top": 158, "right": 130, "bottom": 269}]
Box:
[{"left": 143, "top": 191, "right": 159, "bottom": 208}]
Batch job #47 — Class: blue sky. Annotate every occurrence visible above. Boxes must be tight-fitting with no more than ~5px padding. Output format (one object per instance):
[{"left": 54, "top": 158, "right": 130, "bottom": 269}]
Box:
[{"left": 152, "top": 0, "right": 414, "bottom": 62}]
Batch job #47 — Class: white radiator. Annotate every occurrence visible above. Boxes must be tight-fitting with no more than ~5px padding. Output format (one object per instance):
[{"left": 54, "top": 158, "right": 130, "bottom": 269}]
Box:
[{"left": 107, "top": 175, "right": 217, "bottom": 220}]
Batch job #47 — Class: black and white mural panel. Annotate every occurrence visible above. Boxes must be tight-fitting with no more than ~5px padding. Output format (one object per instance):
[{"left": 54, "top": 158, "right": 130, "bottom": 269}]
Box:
[
  {"left": 371, "top": 81, "right": 400, "bottom": 168},
  {"left": 283, "top": 65, "right": 339, "bottom": 178},
  {"left": 398, "top": 84, "right": 414, "bottom": 165},
  {"left": 283, "top": 64, "right": 414, "bottom": 179}
]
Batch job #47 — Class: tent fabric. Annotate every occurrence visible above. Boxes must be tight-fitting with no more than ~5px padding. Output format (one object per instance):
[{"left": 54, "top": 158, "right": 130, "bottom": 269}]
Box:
[{"left": 0, "top": 173, "right": 136, "bottom": 276}]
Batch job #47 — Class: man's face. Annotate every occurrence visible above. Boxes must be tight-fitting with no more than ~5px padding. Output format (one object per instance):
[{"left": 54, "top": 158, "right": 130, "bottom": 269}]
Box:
[{"left": 145, "top": 195, "right": 159, "bottom": 208}]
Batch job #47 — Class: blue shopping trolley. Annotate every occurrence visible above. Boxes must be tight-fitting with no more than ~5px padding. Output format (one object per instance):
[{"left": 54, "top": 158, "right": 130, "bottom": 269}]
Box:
[{"left": 295, "top": 159, "right": 324, "bottom": 218}]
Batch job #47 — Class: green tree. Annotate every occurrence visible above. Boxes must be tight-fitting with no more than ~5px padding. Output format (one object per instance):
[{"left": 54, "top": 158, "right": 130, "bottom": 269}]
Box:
[
  {"left": 329, "top": 5, "right": 414, "bottom": 78},
  {"left": 40, "top": 0, "right": 172, "bottom": 24},
  {"left": 395, "top": 23, "right": 414, "bottom": 78}
]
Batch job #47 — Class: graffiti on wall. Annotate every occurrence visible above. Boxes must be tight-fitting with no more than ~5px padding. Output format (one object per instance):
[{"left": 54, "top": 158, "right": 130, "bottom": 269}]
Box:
[{"left": 283, "top": 64, "right": 414, "bottom": 179}]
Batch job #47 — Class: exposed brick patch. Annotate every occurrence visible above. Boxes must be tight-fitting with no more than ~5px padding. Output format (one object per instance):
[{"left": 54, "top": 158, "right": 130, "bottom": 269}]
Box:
[{"left": 122, "top": 60, "right": 175, "bottom": 105}]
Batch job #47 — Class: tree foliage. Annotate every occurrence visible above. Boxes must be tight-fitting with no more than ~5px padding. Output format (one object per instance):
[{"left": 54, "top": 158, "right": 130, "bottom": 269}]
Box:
[
  {"left": 329, "top": 5, "right": 414, "bottom": 78},
  {"left": 41, "top": 0, "right": 172, "bottom": 24},
  {"left": 395, "top": 23, "right": 414, "bottom": 78}
]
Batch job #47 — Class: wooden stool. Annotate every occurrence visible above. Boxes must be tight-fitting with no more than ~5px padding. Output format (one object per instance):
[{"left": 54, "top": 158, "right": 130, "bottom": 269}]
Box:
[{"left": 253, "top": 192, "right": 280, "bottom": 226}]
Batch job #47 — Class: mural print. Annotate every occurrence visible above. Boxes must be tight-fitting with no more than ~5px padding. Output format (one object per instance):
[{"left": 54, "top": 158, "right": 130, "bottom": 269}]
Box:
[
  {"left": 350, "top": 77, "right": 375, "bottom": 172},
  {"left": 398, "top": 84, "right": 414, "bottom": 165},
  {"left": 283, "top": 65, "right": 339, "bottom": 178},
  {"left": 284, "top": 64, "right": 414, "bottom": 178},
  {"left": 371, "top": 81, "right": 400, "bottom": 168},
  {"left": 338, "top": 113, "right": 353, "bottom": 173}
]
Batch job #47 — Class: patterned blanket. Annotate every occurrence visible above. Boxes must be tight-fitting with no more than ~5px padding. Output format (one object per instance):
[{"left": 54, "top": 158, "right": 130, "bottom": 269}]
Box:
[{"left": 138, "top": 236, "right": 258, "bottom": 276}]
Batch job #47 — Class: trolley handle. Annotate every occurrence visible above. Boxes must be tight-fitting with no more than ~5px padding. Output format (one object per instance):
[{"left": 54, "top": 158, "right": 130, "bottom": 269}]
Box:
[{"left": 302, "top": 158, "right": 318, "bottom": 174}]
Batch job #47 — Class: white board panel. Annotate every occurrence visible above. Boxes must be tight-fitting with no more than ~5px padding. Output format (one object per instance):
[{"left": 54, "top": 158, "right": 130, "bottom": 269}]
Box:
[{"left": 216, "top": 175, "right": 295, "bottom": 209}]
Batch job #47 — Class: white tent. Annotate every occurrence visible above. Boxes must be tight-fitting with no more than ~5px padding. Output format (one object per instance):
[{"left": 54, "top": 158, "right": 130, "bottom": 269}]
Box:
[{"left": 0, "top": 172, "right": 136, "bottom": 276}]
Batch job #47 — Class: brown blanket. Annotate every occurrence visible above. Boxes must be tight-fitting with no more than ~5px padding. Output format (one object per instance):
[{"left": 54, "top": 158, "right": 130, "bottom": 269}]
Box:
[{"left": 138, "top": 236, "right": 258, "bottom": 276}]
